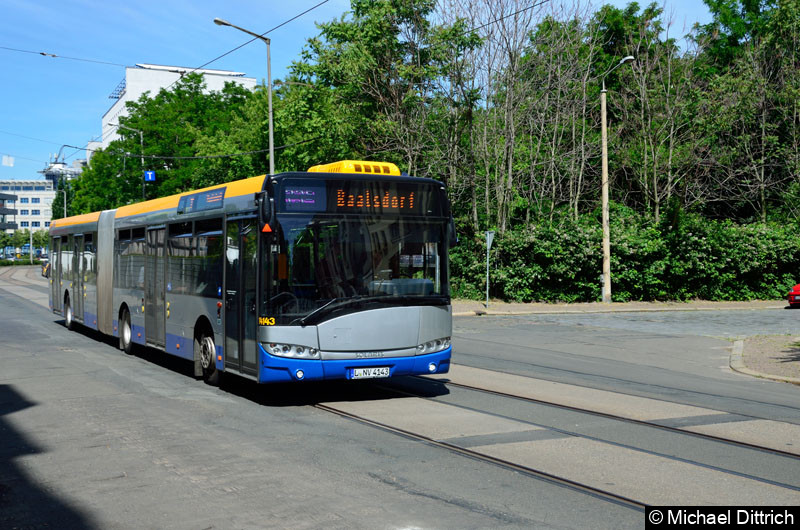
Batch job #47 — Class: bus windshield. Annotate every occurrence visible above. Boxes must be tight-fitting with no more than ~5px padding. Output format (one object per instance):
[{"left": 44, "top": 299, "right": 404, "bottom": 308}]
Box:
[{"left": 264, "top": 214, "right": 449, "bottom": 325}]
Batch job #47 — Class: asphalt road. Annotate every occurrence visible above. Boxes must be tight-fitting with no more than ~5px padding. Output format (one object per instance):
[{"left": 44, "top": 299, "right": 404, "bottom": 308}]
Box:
[
  {"left": 1, "top": 267, "right": 799, "bottom": 528},
  {"left": 452, "top": 310, "right": 800, "bottom": 419}
]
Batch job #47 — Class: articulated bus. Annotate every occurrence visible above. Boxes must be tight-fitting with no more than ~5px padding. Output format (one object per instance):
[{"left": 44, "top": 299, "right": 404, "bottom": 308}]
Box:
[{"left": 49, "top": 160, "right": 455, "bottom": 385}]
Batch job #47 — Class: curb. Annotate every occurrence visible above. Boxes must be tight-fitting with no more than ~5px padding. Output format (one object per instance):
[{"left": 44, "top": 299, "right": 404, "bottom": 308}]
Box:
[
  {"left": 453, "top": 305, "right": 786, "bottom": 317},
  {"left": 729, "top": 339, "right": 800, "bottom": 386}
]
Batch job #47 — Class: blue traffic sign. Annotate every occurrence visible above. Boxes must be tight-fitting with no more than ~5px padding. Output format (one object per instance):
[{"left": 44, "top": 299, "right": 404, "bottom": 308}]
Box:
[{"left": 144, "top": 170, "right": 156, "bottom": 182}]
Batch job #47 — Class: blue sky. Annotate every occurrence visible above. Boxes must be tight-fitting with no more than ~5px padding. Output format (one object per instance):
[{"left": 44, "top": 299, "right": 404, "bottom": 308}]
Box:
[{"left": 0, "top": 0, "right": 711, "bottom": 181}]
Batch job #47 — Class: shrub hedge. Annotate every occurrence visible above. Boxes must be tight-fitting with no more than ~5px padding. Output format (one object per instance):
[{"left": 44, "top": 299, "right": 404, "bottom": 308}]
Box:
[
  {"left": 0, "top": 260, "right": 43, "bottom": 267},
  {"left": 451, "top": 207, "right": 800, "bottom": 302}
]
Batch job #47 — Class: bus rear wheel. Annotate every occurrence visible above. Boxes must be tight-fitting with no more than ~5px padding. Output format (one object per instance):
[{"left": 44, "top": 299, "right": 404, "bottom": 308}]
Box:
[
  {"left": 198, "top": 332, "right": 219, "bottom": 386},
  {"left": 119, "top": 309, "right": 133, "bottom": 355}
]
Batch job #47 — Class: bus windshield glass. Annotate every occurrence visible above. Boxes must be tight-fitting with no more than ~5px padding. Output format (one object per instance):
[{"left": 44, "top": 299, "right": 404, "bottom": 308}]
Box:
[{"left": 264, "top": 214, "right": 449, "bottom": 325}]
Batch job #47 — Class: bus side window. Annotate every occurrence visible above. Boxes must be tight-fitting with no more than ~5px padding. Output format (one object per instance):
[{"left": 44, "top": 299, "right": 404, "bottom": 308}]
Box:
[
  {"left": 195, "top": 218, "right": 223, "bottom": 298},
  {"left": 168, "top": 222, "right": 193, "bottom": 295},
  {"left": 131, "top": 228, "right": 146, "bottom": 290}
]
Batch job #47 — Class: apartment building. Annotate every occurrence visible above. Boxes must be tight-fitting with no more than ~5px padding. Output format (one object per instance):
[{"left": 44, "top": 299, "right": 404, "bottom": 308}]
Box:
[{"left": 0, "top": 180, "right": 55, "bottom": 234}]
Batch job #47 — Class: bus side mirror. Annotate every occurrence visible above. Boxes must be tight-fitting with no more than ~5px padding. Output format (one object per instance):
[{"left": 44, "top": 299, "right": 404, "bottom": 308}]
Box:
[
  {"left": 259, "top": 194, "right": 274, "bottom": 226},
  {"left": 448, "top": 217, "right": 458, "bottom": 248}
]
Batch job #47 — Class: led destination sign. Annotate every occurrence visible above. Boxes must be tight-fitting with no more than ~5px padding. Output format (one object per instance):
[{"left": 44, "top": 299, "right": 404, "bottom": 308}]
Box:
[
  {"left": 283, "top": 184, "right": 326, "bottom": 212},
  {"left": 178, "top": 187, "right": 226, "bottom": 214},
  {"left": 336, "top": 188, "right": 415, "bottom": 211},
  {"left": 281, "top": 179, "right": 440, "bottom": 215}
]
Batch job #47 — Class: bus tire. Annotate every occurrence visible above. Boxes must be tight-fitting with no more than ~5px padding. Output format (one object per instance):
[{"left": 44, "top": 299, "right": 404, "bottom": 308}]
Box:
[
  {"left": 64, "top": 294, "right": 74, "bottom": 330},
  {"left": 120, "top": 308, "right": 133, "bottom": 355},
  {"left": 197, "top": 330, "right": 219, "bottom": 386}
]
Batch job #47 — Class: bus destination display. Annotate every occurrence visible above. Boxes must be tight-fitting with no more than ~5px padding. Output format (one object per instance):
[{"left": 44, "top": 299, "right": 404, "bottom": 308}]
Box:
[
  {"left": 178, "top": 187, "right": 226, "bottom": 214},
  {"left": 282, "top": 180, "right": 436, "bottom": 215},
  {"left": 283, "top": 184, "right": 326, "bottom": 213}
]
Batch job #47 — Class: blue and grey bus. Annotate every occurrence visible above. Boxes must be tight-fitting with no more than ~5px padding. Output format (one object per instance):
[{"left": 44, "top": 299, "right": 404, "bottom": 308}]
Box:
[{"left": 49, "top": 160, "right": 454, "bottom": 385}]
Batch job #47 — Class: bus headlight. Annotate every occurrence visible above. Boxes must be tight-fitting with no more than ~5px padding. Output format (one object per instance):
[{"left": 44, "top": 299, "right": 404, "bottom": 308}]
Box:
[
  {"left": 266, "top": 343, "right": 320, "bottom": 359},
  {"left": 416, "top": 337, "right": 451, "bottom": 355}
]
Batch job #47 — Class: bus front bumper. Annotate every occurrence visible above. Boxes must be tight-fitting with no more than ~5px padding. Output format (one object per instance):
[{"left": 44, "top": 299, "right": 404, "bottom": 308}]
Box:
[{"left": 257, "top": 344, "right": 451, "bottom": 383}]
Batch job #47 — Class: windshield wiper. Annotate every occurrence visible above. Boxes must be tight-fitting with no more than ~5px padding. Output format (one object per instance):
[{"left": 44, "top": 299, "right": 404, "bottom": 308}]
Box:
[
  {"left": 292, "top": 294, "right": 449, "bottom": 326},
  {"left": 292, "top": 294, "right": 395, "bottom": 326}
]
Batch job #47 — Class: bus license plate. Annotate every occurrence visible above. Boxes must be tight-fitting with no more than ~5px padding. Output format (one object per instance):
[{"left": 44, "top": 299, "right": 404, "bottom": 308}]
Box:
[{"left": 351, "top": 367, "right": 390, "bottom": 379}]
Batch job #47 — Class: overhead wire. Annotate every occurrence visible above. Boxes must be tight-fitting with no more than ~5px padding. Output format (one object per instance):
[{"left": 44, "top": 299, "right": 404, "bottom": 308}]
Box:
[
  {"left": 164, "top": 0, "right": 331, "bottom": 91},
  {"left": 63, "top": 135, "right": 322, "bottom": 161},
  {"left": 0, "top": 129, "right": 66, "bottom": 147},
  {"left": 0, "top": 45, "right": 126, "bottom": 67},
  {"left": 0, "top": 151, "right": 42, "bottom": 164},
  {"left": 469, "top": 0, "right": 551, "bottom": 34}
]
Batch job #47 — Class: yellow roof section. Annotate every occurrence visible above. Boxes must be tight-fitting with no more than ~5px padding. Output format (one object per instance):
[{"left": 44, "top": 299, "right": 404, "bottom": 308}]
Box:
[
  {"left": 115, "top": 175, "right": 265, "bottom": 219},
  {"left": 308, "top": 160, "right": 400, "bottom": 176},
  {"left": 50, "top": 211, "right": 101, "bottom": 229},
  {"left": 49, "top": 175, "right": 266, "bottom": 229}
]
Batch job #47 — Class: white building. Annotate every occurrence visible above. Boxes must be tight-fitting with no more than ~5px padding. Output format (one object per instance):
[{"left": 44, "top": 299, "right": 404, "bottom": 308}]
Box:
[
  {"left": 0, "top": 180, "right": 55, "bottom": 234},
  {"left": 40, "top": 159, "right": 86, "bottom": 186},
  {"left": 88, "top": 64, "right": 257, "bottom": 160}
]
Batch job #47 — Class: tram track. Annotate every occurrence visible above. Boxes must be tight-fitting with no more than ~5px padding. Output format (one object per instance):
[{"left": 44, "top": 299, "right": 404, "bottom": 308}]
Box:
[
  {"left": 383, "top": 378, "right": 800, "bottom": 490},
  {"left": 418, "top": 375, "right": 800, "bottom": 461},
  {"left": 313, "top": 402, "right": 647, "bottom": 511},
  {"left": 453, "top": 348, "right": 800, "bottom": 416},
  {"left": 313, "top": 369, "right": 800, "bottom": 507}
]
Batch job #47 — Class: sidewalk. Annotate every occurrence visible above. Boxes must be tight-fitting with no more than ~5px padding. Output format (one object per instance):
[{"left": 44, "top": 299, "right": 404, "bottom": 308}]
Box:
[
  {"left": 452, "top": 298, "right": 786, "bottom": 316},
  {"left": 453, "top": 297, "right": 800, "bottom": 387}
]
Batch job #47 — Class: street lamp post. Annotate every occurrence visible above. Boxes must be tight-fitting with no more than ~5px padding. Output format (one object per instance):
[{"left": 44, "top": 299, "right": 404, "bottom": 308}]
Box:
[
  {"left": 109, "top": 122, "right": 145, "bottom": 199},
  {"left": 600, "top": 55, "right": 634, "bottom": 304},
  {"left": 214, "top": 17, "right": 274, "bottom": 175}
]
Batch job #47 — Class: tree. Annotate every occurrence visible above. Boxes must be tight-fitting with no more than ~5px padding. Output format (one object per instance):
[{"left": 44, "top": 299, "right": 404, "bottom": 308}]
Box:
[
  {"left": 292, "top": 0, "right": 470, "bottom": 175},
  {"left": 69, "top": 74, "right": 254, "bottom": 214},
  {"left": 695, "top": 0, "right": 777, "bottom": 71}
]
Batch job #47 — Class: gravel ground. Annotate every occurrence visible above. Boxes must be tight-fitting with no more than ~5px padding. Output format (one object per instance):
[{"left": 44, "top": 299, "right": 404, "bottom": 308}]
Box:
[
  {"left": 742, "top": 335, "right": 800, "bottom": 383},
  {"left": 453, "top": 298, "right": 800, "bottom": 384}
]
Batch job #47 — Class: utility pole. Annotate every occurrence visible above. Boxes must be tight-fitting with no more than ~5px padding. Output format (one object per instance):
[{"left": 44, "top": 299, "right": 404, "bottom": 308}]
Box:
[{"left": 600, "top": 55, "right": 634, "bottom": 303}]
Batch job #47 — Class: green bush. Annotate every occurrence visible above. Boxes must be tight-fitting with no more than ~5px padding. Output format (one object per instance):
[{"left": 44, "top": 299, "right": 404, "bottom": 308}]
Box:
[
  {"left": 451, "top": 208, "right": 800, "bottom": 302},
  {"left": 0, "top": 259, "right": 43, "bottom": 267}
]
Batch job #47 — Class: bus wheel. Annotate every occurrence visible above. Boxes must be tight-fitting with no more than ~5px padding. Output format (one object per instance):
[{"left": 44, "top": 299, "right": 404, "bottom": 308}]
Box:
[
  {"left": 120, "top": 309, "right": 133, "bottom": 355},
  {"left": 64, "top": 295, "right": 74, "bottom": 330},
  {"left": 198, "top": 332, "right": 219, "bottom": 386}
]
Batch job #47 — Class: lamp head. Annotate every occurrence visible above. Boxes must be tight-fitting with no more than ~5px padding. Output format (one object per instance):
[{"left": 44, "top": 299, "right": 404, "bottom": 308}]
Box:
[
  {"left": 620, "top": 55, "right": 635, "bottom": 65},
  {"left": 213, "top": 18, "right": 231, "bottom": 27}
]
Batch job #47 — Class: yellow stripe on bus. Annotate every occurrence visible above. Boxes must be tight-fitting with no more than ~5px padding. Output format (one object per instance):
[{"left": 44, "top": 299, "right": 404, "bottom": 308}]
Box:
[
  {"left": 50, "top": 175, "right": 267, "bottom": 229},
  {"left": 49, "top": 211, "right": 101, "bottom": 229},
  {"left": 115, "top": 175, "right": 266, "bottom": 219}
]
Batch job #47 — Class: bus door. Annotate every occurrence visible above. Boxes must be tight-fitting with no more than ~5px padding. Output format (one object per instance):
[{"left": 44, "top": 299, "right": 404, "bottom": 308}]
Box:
[
  {"left": 52, "top": 237, "right": 61, "bottom": 312},
  {"left": 74, "top": 234, "right": 84, "bottom": 322},
  {"left": 224, "top": 218, "right": 258, "bottom": 377},
  {"left": 145, "top": 227, "right": 166, "bottom": 347}
]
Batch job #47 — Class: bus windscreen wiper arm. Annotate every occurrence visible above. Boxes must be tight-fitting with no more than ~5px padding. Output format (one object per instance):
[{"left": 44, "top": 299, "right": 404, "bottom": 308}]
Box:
[{"left": 295, "top": 294, "right": 395, "bottom": 326}]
